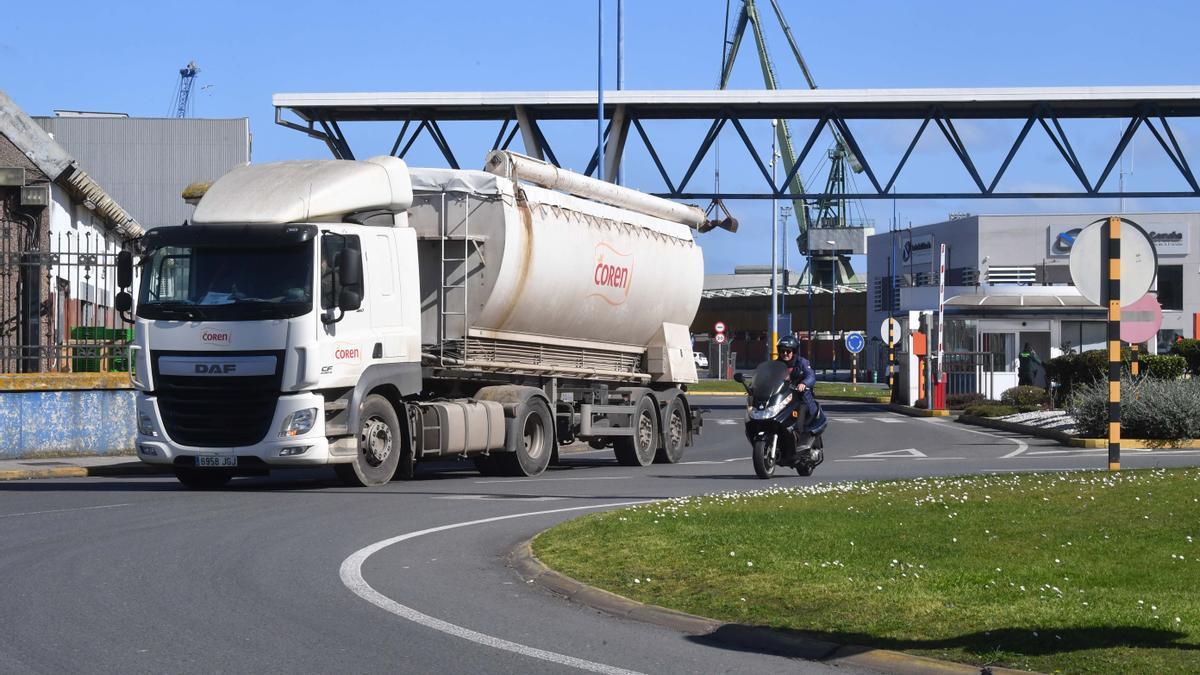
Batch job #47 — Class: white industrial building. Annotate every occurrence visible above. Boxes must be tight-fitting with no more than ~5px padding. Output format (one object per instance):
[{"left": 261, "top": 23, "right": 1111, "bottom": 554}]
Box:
[{"left": 866, "top": 213, "right": 1196, "bottom": 397}]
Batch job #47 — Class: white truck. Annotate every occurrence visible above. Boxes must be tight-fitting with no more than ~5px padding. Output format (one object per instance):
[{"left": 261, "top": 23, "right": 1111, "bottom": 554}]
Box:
[{"left": 116, "top": 151, "right": 705, "bottom": 488}]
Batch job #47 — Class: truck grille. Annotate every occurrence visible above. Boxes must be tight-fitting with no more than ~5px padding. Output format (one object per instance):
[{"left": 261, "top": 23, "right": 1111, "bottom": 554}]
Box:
[{"left": 151, "top": 351, "right": 284, "bottom": 448}]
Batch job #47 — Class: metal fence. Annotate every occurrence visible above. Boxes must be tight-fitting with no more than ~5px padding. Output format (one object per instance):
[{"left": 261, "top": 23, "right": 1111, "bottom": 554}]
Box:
[
  {"left": 1, "top": 220, "right": 131, "bottom": 375},
  {"left": 939, "top": 352, "right": 1003, "bottom": 400}
]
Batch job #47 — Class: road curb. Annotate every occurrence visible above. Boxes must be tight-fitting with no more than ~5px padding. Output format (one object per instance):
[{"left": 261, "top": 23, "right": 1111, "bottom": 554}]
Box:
[
  {"left": 0, "top": 461, "right": 170, "bottom": 481},
  {"left": 887, "top": 403, "right": 953, "bottom": 417},
  {"left": 957, "top": 415, "right": 1075, "bottom": 445},
  {"left": 956, "top": 415, "right": 1200, "bottom": 450},
  {"left": 511, "top": 538, "right": 1030, "bottom": 675}
]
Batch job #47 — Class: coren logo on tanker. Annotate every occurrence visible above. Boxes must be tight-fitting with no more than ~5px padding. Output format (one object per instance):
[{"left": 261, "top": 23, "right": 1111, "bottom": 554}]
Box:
[
  {"left": 589, "top": 242, "right": 634, "bottom": 306},
  {"left": 201, "top": 330, "right": 231, "bottom": 344},
  {"left": 334, "top": 344, "right": 361, "bottom": 362}
]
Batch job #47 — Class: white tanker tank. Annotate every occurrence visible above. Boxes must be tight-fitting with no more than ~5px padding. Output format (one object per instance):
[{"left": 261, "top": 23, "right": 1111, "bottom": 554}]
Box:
[{"left": 408, "top": 152, "right": 704, "bottom": 383}]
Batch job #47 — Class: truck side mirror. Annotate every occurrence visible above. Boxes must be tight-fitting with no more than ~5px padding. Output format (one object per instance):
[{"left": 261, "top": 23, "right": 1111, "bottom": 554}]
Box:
[
  {"left": 338, "top": 287, "right": 362, "bottom": 312},
  {"left": 117, "top": 250, "right": 133, "bottom": 288},
  {"left": 115, "top": 292, "right": 132, "bottom": 313},
  {"left": 338, "top": 248, "right": 361, "bottom": 288},
  {"left": 733, "top": 373, "right": 745, "bottom": 383}
]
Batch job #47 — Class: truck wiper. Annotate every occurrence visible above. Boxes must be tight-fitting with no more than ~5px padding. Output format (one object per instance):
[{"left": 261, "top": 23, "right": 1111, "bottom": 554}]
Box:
[{"left": 146, "top": 301, "right": 205, "bottom": 320}]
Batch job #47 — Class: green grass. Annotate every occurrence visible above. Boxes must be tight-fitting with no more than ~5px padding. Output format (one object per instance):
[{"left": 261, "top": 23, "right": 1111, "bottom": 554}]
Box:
[
  {"left": 689, "top": 380, "right": 889, "bottom": 399},
  {"left": 534, "top": 469, "right": 1200, "bottom": 673}
]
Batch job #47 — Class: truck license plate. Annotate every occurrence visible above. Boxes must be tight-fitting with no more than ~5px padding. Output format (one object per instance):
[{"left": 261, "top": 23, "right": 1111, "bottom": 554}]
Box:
[{"left": 196, "top": 455, "right": 237, "bottom": 468}]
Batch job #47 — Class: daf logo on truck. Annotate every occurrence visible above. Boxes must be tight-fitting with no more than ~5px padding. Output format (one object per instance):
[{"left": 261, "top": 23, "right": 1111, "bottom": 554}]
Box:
[
  {"left": 589, "top": 242, "right": 633, "bottom": 305},
  {"left": 195, "top": 363, "right": 237, "bottom": 374}
]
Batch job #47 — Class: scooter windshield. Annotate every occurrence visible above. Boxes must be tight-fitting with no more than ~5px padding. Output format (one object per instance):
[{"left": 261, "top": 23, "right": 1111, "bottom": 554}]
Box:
[{"left": 750, "top": 360, "right": 790, "bottom": 403}]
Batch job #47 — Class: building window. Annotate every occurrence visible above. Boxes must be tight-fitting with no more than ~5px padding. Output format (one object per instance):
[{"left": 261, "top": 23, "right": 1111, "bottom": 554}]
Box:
[{"left": 1158, "top": 265, "right": 1183, "bottom": 311}]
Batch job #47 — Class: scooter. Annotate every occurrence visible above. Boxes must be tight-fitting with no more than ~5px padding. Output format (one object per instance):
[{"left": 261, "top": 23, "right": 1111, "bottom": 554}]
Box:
[{"left": 734, "top": 361, "right": 828, "bottom": 478}]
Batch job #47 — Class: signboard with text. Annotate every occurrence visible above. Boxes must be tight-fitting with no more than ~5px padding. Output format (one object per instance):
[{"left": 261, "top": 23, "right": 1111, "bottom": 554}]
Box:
[{"left": 1049, "top": 223, "right": 1189, "bottom": 257}]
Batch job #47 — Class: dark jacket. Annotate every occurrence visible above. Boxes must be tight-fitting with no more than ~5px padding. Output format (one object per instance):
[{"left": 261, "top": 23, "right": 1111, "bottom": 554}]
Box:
[{"left": 778, "top": 354, "right": 816, "bottom": 390}]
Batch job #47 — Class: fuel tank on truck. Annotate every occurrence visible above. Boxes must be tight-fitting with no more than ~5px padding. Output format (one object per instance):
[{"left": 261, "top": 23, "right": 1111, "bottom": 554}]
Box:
[{"left": 407, "top": 158, "right": 704, "bottom": 383}]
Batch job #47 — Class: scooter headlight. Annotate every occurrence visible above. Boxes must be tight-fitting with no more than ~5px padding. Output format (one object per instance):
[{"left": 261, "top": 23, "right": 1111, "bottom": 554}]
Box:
[{"left": 748, "top": 392, "right": 793, "bottom": 420}]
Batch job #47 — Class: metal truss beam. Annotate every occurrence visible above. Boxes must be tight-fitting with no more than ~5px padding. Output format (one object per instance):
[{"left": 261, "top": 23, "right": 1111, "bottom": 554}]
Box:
[{"left": 275, "top": 87, "right": 1200, "bottom": 199}]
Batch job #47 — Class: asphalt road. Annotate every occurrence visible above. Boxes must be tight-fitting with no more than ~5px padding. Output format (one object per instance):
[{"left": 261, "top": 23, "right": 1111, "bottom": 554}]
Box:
[{"left": 3, "top": 397, "right": 1200, "bottom": 674}]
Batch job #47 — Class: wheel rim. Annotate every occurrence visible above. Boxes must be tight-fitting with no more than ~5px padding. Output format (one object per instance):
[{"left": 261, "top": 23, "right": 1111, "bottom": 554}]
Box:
[
  {"left": 668, "top": 409, "right": 684, "bottom": 450},
  {"left": 637, "top": 411, "right": 654, "bottom": 454},
  {"left": 361, "top": 416, "right": 392, "bottom": 467},
  {"left": 523, "top": 413, "right": 546, "bottom": 460}
]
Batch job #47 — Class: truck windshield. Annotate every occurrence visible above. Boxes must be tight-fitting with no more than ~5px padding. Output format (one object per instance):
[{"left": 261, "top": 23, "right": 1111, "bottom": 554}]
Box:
[{"left": 137, "top": 240, "right": 314, "bottom": 321}]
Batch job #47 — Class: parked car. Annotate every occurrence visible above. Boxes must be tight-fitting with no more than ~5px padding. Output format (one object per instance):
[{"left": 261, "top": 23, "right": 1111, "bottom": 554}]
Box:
[{"left": 694, "top": 351, "right": 710, "bottom": 370}]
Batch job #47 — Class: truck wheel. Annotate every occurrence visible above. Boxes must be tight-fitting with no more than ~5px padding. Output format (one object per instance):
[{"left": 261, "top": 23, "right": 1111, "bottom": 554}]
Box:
[
  {"left": 654, "top": 397, "right": 687, "bottom": 464},
  {"left": 336, "top": 394, "right": 401, "bottom": 487},
  {"left": 498, "top": 398, "right": 554, "bottom": 477},
  {"left": 614, "top": 395, "right": 658, "bottom": 467},
  {"left": 174, "top": 468, "right": 233, "bottom": 490}
]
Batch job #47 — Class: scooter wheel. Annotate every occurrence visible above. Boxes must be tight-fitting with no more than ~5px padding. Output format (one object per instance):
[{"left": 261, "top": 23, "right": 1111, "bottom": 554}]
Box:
[{"left": 752, "top": 438, "right": 776, "bottom": 479}]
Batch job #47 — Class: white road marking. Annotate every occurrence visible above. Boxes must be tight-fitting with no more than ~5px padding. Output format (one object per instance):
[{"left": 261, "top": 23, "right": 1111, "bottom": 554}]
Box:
[
  {"left": 871, "top": 417, "right": 906, "bottom": 424},
  {"left": 681, "top": 457, "right": 749, "bottom": 465},
  {"left": 834, "top": 418, "right": 862, "bottom": 424},
  {"left": 711, "top": 419, "right": 739, "bottom": 426},
  {"left": 433, "top": 495, "right": 566, "bottom": 502},
  {"left": 918, "top": 417, "right": 1030, "bottom": 458},
  {"left": 0, "top": 503, "right": 131, "bottom": 519},
  {"left": 854, "top": 448, "right": 926, "bottom": 459},
  {"left": 474, "top": 476, "right": 628, "bottom": 485},
  {"left": 835, "top": 458, "right": 887, "bottom": 462},
  {"left": 341, "top": 502, "right": 652, "bottom": 675}
]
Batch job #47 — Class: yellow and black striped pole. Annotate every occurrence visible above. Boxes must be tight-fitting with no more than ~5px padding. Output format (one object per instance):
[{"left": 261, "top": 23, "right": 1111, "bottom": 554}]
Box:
[
  {"left": 887, "top": 321, "right": 895, "bottom": 400},
  {"left": 1130, "top": 344, "right": 1139, "bottom": 377},
  {"left": 1105, "top": 216, "right": 1121, "bottom": 471}
]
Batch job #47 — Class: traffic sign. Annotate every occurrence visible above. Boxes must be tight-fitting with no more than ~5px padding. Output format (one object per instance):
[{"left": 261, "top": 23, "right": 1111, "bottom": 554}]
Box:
[
  {"left": 1069, "top": 218, "right": 1157, "bottom": 307},
  {"left": 714, "top": 321, "right": 726, "bottom": 333},
  {"left": 844, "top": 332, "right": 865, "bottom": 354},
  {"left": 714, "top": 333, "right": 727, "bottom": 344},
  {"left": 880, "top": 317, "right": 902, "bottom": 347},
  {"left": 1120, "top": 293, "right": 1163, "bottom": 344}
]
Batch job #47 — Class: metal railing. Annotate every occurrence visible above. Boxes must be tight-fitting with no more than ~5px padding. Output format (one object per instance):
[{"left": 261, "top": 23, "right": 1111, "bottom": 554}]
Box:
[{"left": 1, "top": 221, "right": 131, "bottom": 375}]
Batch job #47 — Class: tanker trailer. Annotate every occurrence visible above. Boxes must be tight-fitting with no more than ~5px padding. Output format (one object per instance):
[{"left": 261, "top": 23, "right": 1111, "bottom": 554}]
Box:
[{"left": 119, "top": 151, "right": 705, "bottom": 488}]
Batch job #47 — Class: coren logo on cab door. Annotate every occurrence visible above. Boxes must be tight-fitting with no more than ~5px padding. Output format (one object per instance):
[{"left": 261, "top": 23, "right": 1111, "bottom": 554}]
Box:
[
  {"left": 589, "top": 242, "right": 633, "bottom": 306},
  {"left": 194, "top": 363, "right": 237, "bottom": 374},
  {"left": 334, "top": 344, "right": 361, "bottom": 363},
  {"left": 201, "top": 330, "right": 231, "bottom": 344}
]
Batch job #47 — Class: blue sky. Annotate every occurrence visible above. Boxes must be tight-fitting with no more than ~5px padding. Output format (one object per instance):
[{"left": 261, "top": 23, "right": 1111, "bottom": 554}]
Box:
[{"left": 4, "top": 0, "right": 1199, "bottom": 273}]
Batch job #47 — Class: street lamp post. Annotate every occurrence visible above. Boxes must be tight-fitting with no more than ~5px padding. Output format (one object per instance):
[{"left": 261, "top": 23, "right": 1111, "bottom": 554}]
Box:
[
  {"left": 826, "top": 240, "right": 837, "bottom": 379},
  {"left": 769, "top": 120, "right": 779, "bottom": 359}
]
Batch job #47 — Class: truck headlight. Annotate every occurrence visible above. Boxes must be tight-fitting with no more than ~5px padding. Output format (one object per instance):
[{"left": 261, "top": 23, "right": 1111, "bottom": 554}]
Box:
[
  {"left": 138, "top": 411, "right": 158, "bottom": 437},
  {"left": 280, "top": 408, "right": 318, "bottom": 437}
]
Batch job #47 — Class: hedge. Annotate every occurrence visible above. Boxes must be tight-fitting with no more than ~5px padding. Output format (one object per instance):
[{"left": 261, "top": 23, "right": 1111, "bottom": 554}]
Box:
[{"left": 1068, "top": 377, "right": 1200, "bottom": 441}]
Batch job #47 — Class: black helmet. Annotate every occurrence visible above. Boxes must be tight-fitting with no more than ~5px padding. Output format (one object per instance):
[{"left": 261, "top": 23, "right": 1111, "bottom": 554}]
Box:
[{"left": 777, "top": 335, "right": 800, "bottom": 354}]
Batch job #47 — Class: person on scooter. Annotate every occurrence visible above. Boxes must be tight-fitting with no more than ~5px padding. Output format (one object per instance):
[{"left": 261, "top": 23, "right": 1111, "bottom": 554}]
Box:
[{"left": 775, "top": 335, "right": 824, "bottom": 451}]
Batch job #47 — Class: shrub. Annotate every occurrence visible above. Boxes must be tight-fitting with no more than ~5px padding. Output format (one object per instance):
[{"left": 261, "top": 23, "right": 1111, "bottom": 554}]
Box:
[
  {"left": 1141, "top": 354, "right": 1187, "bottom": 380},
  {"left": 1068, "top": 377, "right": 1200, "bottom": 441},
  {"left": 1000, "top": 385, "right": 1051, "bottom": 412},
  {"left": 1171, "top": 338, "right": 1200, "bottom": 375},
  {"left": 963, "top": 402, "right": 1018, "bottom": 418},
  {"left": 946, "top": 392, "right": 986, "bottom": 410}
]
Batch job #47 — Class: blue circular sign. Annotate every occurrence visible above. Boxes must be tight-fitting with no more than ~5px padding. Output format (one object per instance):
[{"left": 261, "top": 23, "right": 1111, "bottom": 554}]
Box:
[{"left": 844, "top": 332, "right": 865, "bottom": 354}]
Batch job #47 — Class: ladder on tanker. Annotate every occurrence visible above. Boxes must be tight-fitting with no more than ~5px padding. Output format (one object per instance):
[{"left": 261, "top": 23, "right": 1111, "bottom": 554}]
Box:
[{"left": 438, "top": 192, "right": 471, "bottom": 367}]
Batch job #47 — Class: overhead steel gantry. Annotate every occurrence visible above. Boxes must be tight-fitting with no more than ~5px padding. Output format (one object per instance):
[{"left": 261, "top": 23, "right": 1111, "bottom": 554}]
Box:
[{"left": 275, "top": 86, "right": 1200, "bottom": 200}]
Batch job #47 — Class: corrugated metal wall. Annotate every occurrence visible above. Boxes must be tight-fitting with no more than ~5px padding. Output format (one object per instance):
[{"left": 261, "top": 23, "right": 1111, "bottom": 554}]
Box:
[{"left": 31, "top": 117, "right": 249, "bottom": 230}]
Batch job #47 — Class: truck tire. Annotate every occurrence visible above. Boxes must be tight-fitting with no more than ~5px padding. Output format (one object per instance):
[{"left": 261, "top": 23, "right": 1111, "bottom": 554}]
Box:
[
  {"left": 336, "top": 394, "right": 402, "bottom": 487},
  {"left": 614, "top": 395, "right": 658, "bottom": 467},
  {"left": 654, "top": 397, "right": 687, "bottom": 464},
  {"left": 497, "top": 398, "right": 554, "bottom": 477},
  {"left": 174, "top": 468, "right": 233, "bottom": 490}
]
